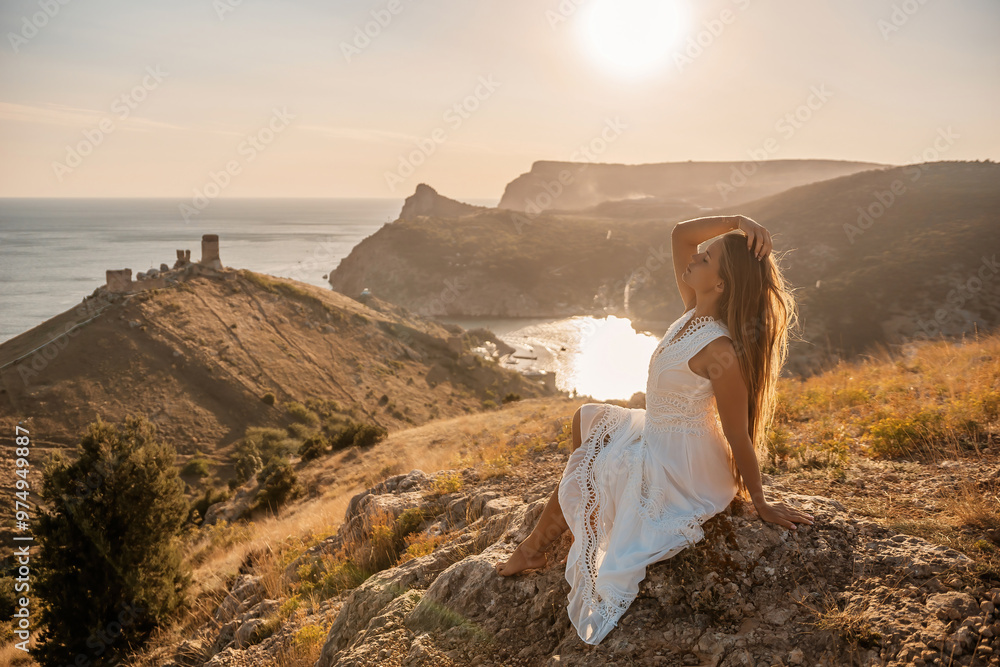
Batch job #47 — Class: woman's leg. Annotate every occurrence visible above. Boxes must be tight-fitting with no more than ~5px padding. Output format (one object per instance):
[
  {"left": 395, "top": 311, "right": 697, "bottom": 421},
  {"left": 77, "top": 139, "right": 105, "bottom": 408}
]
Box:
[{"left": 495, "top": 407, "right": 583, "bottom": 576}]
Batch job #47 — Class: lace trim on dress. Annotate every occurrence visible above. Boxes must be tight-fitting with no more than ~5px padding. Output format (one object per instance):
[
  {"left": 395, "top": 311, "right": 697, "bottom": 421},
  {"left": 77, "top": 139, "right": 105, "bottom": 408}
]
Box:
[
  {"left": 572, "top": 404, "right": 639, "bottom": 628},
  {"left": 644, "top": 386, "right": 718, "bottom": 436},
  {"left": 594, "top": 581, "right": 635, "bottom": 625},
  {"left": 649, "top": 318, "right": 729, "bottom": 381}
]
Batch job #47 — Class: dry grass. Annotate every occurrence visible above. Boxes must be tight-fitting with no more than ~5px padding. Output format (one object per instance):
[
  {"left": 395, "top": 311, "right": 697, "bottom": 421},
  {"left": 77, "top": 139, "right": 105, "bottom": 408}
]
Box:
[
  {"left": 118, "top": 398, "right": 584, "bottom": 665},
  {"left": 769, "top": 331, "right": 999, "bottom": 468},
  {"left": 28, "top": 331, "right": 1000, "bottom": 664}
]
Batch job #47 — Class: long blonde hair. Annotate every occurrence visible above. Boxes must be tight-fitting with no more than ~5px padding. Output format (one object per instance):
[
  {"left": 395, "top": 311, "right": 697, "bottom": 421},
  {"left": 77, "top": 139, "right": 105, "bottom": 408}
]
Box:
[{"left": 715, "top": 231, "right": 799, "bottom": 503}]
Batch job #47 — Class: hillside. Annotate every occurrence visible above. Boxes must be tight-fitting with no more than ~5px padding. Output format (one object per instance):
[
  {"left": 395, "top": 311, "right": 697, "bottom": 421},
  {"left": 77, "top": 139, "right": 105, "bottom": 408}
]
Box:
[
  {"left": 400, "top": 183, "right": 491, "bottom": 220},
  {"left": 77, "top": 323, "right": 1000, "bottom": 667},
  {"left": 0, "top": 267, "right": 554, "bottom": 499},
  {"left": 329, "top": 161, "right": 1000, "bottom": 375},
  {"left": 497, "top": 158, "right": 885, "bottom": 212}
]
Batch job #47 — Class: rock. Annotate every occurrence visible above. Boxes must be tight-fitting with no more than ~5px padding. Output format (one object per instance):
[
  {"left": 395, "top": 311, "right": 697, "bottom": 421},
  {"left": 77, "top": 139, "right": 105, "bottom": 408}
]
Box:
[
  {"left": 926, "top": 591, "right": 979, "bottom": 622},
  {"left": 399, "top": 183, "right": 489, "bottom": 221},
  {"left": 233, "top": 618, "right": 264, "bottom": 649},
  {"left": 172, "top": 637, "right": 209, "bottom": 666},
  {"left": 178, "top": 446, "right": 992, "bottom": 667},
  {"left": 213, "top": 574, "right": 264, "bottom": 624}
]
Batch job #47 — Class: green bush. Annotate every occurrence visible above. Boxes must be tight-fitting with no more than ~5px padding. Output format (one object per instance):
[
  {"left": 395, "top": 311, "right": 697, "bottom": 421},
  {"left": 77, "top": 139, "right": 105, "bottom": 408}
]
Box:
[
  {"left": 867, "top": 410, "right": 946, "bottom": 458},
  {"left": 328, "top": 420, "right": 386, "bottom": 452},
  {"left": 232, "top": 427, "right": 296, "bottom": 483},
  {"left": 285, "top": 401, "right": 320, "bottom": 426},
  {"left": 353, "top": 422, "right": 388, "bottom": 449},
  {"left": 286, "top": 421, "right": 316, "bottom": 440},
  {"left": 299, "top": 436, "right": 330, "bottom": 462},
  {"left": 34, "top": 414, "right": 190, "bottom": 666},
  {"left": 255, "top": 458, "right": 298, "bottom": 511},
  {"left": 396, "top": 507, "right": 427, "bottom": 536},
  {"left": 261, "top": 392, "right": 276, "bottom": 405},
  {"left": 181, "top": 455, "right": 211, "bottom": 478}
]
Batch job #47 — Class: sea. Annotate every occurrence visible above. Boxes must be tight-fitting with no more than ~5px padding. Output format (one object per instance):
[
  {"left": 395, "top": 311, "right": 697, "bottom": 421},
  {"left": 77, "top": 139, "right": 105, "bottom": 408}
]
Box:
[{"left": 0, "top": 198, "right": 663, "bottom": 400}]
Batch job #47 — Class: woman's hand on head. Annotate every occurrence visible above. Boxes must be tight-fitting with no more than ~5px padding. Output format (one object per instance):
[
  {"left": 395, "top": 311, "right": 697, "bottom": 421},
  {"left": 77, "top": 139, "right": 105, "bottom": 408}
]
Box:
[
  {"left": 736, "top": 216, "right": 772, "bottom": 261},
  {"left": 756, "top": 500, "right": 814, "bottom": 531}
]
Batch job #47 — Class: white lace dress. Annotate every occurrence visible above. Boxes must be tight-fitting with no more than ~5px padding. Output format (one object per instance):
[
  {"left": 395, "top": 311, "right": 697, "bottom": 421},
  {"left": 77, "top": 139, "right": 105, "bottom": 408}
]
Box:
[{"left": 557, "top": 307, "right": 740, "bottom": 645}]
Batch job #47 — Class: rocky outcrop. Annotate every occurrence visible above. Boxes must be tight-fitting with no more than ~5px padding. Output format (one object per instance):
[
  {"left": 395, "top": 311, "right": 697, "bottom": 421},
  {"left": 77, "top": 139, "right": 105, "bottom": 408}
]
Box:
[
  {"left": 400, "top": 184, "right": 490, "bottom": 220},
  {"left": 295, "top": 461, "right": 994, "bottom": 666},
  {"left": 155, "top": 441, "right": 1000, "bottom": 667}
]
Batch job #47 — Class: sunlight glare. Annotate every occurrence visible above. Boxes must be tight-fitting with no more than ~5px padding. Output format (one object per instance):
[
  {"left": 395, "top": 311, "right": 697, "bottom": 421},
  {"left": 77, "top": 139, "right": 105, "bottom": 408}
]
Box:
[{"left": 580, "top": 0, "right": 689, "bottom": 79}]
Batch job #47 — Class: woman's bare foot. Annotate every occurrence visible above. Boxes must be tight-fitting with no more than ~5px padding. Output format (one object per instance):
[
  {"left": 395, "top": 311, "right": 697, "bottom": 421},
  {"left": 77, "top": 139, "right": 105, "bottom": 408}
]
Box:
[{"left": 495, "top": 543, "right": 547, "bottom": 576}]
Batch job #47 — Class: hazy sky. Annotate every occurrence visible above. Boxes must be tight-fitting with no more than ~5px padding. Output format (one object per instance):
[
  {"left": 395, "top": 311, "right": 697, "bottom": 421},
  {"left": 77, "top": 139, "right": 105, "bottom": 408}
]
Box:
[{"left": 1, "top": 0, "right": 997, "bottom": 199}]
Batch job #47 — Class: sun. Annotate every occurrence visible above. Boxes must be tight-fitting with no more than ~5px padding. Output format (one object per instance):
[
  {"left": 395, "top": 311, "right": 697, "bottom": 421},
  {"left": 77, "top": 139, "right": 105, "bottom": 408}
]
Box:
[{"left": 579, "top": 0, "right": 689, "bottom": 79}]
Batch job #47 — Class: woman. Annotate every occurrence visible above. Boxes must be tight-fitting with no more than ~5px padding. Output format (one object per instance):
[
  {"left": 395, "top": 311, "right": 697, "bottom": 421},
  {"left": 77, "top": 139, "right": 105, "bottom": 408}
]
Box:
[{"left": 494, "top": 214, "right": 814, "bottom": 645}]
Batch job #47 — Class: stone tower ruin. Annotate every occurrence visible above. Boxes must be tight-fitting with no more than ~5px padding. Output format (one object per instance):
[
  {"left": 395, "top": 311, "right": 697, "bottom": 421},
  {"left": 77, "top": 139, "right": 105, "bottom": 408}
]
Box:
[
  {"left": 200, "top": 234, "right": 223, "bottom": 270},
  {"left": 105, "top": 269, "right": 133, "bottom": 293}
]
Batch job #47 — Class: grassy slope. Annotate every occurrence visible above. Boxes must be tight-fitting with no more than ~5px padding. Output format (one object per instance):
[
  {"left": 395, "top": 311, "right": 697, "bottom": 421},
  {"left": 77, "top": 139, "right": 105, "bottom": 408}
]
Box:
[{"left": 88, "top": 328, "right": 1000, "bottom": 667}]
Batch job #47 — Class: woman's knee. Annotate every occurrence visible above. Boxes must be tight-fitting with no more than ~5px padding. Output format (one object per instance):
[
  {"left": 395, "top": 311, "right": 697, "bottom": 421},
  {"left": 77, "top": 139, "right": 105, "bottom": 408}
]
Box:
[{"left": 571, "top": 406, "right": 583, "bottom": 451}]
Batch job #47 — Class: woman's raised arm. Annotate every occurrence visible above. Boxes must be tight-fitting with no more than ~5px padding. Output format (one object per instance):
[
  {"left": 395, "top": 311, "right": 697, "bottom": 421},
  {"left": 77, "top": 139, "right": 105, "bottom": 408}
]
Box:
[{"left": 670, "top": 216, "right": 741, "bottom": 310}]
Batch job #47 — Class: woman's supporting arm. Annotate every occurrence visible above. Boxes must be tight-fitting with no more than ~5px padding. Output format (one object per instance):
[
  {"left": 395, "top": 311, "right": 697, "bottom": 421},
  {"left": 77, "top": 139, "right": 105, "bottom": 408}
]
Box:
[
  {"left": 706, "top": 337, "right": 766, "bottom": 505},
  {"left": 672, "top": 215, "right": 741, "bottom": 246}
]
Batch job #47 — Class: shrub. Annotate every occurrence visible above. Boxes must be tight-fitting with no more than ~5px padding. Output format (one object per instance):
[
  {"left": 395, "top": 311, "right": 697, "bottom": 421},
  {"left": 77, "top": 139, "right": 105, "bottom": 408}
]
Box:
[
  {"left": 867, "top": 410, "right": 946, "bottom": 458},
  {"left": 398, "top": 532, "right": 449, "bottom": 564},
  {"left": 254, "top": 458, "right": 298, "bottom": 511},
  {"left": 285, "top": 401, "right": 320, "bottom": 426},
  {"left": 329, "top": 420, "right": 387, "bottom": 452},
  {"left": 286, "top": 421, "right": 316, "bottom": 440},
  {"left": 181, "top": 455, "right": 211, "bottom": 478},
  {"left": 298, "top": 436, "right": 330, "bottom": 462},
  {"left": 261, "top": 392, "right": 276, "bottom": 405},
  {"left": 428, "top": 471, "right": 463, "bottom": 497},
  {"left": 396, "top": 507, "right": 427, "bottom": 535},
  {"left": 234, "top": 451, "right": 263, "bottom": 484},
  {"left": 502, "top": 393, "right": 521, "bottom": 403},
  {"left": 34, "top": 414, "right": 190, "bottom": 666},
  {"left": 232, "top": 427, "right": 297, "bottom": 483},
  {"left": 293, "top": 623, "right": 326, "bottom": 650},
  {"left": 353, "top": 423, "right": 388, "bottom": 449}
]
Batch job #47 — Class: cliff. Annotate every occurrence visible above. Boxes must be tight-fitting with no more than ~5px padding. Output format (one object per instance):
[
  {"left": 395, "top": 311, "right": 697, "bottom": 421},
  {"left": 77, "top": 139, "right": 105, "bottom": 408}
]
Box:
[
  {"left": 497, "top": 159, "right": 886, "bottom": 212},
  {"left": 400, "top": 184, "right": 490, "bottom": 220}
]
